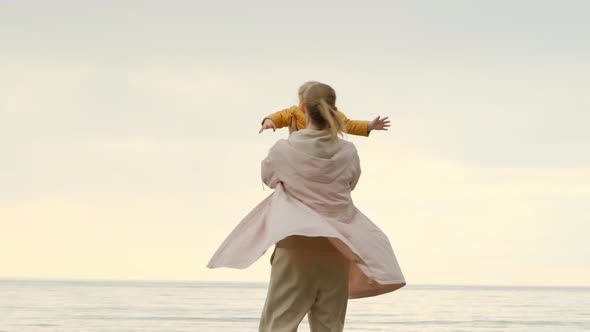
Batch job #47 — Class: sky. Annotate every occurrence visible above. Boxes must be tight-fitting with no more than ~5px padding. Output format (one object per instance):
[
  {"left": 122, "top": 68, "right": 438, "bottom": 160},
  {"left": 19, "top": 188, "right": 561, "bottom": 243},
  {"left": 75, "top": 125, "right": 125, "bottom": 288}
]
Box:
[{"left": 1, "top": 0, "right": 589, "bottom": 286}]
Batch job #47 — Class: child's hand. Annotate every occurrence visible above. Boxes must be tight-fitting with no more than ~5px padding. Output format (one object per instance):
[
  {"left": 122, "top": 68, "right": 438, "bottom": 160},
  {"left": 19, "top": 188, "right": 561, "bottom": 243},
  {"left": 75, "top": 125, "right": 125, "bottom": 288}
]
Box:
[
  {"left": 259, "top": 118, "right": 277, "bottom": 133},
  {"left": 368, "top": 116, "right": 391, "bottom": 131}
]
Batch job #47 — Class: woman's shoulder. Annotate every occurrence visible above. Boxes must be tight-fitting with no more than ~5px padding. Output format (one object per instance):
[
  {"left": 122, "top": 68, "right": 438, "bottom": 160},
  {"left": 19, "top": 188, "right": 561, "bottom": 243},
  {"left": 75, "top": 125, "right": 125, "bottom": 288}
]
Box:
[
  {"left": 268, "top": 139, "right": 290, "bottom": 153},
  {"left": 269, "top": 136, "right": 357, "bottom": 159},
  {"left": 338, "top": 138, "right": 358, "bottom": 152}
]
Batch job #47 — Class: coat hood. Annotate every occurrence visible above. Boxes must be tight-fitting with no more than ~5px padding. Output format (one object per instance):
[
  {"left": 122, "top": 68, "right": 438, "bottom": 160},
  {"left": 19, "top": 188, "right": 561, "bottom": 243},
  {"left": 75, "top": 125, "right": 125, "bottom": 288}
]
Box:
[{"left": 278, "top": 129, "right": 357, "bottom": 184}]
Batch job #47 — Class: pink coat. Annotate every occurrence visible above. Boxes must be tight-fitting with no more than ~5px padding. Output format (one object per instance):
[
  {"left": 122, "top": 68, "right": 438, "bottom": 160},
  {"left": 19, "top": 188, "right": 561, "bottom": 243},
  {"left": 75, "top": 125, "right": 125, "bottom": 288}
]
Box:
[{"left": 207, "top": 130, "right": 405, "bottom": 299}]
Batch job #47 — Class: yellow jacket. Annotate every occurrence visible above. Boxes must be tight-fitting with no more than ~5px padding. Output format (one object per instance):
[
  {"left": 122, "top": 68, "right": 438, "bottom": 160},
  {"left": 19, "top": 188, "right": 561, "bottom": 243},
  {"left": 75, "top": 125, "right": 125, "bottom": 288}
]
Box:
[{"left": 264, "top": 106, "right": 370, "bottom": 137}]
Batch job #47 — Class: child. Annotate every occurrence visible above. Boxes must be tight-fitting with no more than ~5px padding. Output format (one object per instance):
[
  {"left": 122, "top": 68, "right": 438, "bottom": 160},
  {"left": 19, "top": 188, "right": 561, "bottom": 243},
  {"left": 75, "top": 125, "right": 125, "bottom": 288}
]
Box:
[{"left": 259, "top": 81, "right": 390, "bottom": 136}]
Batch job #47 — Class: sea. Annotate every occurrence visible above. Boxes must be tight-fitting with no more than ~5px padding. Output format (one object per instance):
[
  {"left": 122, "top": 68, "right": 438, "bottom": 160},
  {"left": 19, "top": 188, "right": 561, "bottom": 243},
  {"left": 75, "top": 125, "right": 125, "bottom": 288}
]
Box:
[{"left": 0, "top": 279, "right": 588, "bottom": 331}]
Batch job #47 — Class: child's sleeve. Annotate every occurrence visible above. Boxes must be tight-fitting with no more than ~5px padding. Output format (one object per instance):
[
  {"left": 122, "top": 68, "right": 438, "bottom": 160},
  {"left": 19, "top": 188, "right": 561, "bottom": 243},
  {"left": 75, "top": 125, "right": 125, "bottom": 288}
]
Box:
[
  {"left": 261, "top": 106, "right": 298, "bottom": 129},
  {"left": 336, "top": 111, "right": 370, "bottom": 137}
]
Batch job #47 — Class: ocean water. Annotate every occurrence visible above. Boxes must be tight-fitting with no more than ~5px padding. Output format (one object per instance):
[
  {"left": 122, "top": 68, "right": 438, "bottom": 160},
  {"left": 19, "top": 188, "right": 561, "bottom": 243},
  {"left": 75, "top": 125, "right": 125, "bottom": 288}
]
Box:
[{"left": 0, "top": 279, "right": 588, "bottom": 331}]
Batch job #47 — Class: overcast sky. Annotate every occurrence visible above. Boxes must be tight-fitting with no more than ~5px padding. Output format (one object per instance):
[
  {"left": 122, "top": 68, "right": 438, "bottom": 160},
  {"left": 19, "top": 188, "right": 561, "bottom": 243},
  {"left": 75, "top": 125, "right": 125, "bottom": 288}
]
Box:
[{"left": 1, "top": 0, "right": 589, "bottom": 286}]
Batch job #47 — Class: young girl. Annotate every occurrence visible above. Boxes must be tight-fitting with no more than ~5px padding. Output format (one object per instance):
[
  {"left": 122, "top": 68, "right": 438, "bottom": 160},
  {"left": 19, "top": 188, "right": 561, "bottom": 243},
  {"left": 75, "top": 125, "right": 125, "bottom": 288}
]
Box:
[
  {"left": 208, "top": 82, "right": 405, "bottom": 331},
  {"left": 259, "top": 81, "right": 390, "bottom": 136}
]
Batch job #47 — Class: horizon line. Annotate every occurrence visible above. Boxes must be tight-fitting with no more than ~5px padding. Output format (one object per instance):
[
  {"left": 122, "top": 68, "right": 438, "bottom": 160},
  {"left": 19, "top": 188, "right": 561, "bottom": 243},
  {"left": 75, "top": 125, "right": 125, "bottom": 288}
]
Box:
[{"left": 1, "top": 277, "right": 589, "bottom": 289}]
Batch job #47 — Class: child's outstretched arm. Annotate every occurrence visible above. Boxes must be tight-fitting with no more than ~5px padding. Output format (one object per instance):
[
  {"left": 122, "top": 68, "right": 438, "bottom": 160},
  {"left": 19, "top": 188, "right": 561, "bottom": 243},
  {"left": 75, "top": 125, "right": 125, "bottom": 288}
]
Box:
[
  {"left": 337, "top": 112, "right": 391, "bottom": 137},
  {"left": 259, "top": 106, "right": 297, "bottom": 133}
]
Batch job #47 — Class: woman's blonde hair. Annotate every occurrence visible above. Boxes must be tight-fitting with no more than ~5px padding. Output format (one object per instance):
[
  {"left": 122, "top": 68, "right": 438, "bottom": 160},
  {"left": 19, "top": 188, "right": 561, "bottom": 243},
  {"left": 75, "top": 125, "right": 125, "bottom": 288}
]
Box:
[{"left": 301, "top": 82, "right": 346, "bottom": 139}]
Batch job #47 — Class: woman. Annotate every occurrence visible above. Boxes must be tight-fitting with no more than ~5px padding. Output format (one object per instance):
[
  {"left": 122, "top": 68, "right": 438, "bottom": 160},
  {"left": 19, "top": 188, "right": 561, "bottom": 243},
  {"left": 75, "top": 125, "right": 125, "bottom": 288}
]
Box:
[{"left": 208, "top": 82, "right": 405, "bottom": 331}]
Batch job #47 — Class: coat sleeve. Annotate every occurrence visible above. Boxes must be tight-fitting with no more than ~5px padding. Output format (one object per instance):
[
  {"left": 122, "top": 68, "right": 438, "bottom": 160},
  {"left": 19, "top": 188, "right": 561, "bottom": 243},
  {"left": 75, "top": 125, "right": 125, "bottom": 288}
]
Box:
[
  {"left": 262, "top": 106, "right": 298, "bottom": 129},
  {"left": 337, "top": 111, "right": 370, "bottom": 137},
  {"left": 261, "top": 143, "right": 281, "bottom": 189},
  {"left": 350, "top": 147, "right": 362, "bottom": 191}
]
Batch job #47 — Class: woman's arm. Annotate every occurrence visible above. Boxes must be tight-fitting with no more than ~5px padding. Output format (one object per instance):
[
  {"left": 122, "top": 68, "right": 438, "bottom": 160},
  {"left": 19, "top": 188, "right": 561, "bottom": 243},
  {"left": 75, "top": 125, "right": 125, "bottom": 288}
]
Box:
[
  {"left": 350, "top": 148, "right": 362, "bottom": 191},
  {"left": 261, "top": 145, "right": 281, "bottom": 189}
]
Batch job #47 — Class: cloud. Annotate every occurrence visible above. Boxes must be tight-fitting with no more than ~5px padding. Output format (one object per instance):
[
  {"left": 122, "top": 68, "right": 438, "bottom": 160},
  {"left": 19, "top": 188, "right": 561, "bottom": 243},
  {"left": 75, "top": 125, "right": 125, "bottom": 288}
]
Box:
[
  {"left": 1, "top": 139, "right": 588, "bottom": 285},
  {"left": 127, "top": 66, "right": 254, "bottom": 100},
  {"left": 0, "top": 61, "right": 92, "bottom": 113},
  {"left": 0, "top": 190, "right": 271, "bottom": 281},
  {"left": 350, "top": 141, "right": 590, "bottom": 285},
  {"left": 86, "top": 137, "right": 191, "bottom": 157}
]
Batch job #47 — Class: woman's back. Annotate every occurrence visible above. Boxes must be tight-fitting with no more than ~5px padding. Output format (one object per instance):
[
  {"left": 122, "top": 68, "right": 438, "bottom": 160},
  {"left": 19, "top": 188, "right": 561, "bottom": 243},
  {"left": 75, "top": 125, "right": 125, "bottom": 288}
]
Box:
[{"left": 262, "top": 129, "right": 361, "bottom": 220}]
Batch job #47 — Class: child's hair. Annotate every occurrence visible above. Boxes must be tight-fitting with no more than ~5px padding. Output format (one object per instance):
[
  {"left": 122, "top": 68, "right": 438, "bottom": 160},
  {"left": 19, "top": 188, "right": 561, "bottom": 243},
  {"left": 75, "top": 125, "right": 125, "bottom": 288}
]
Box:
[
  {"left": 298, "top": 81, "right": 320, "bottom": 100},
  {"left": 302, "top": 82, "right": 346, "bottom": 139}
]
